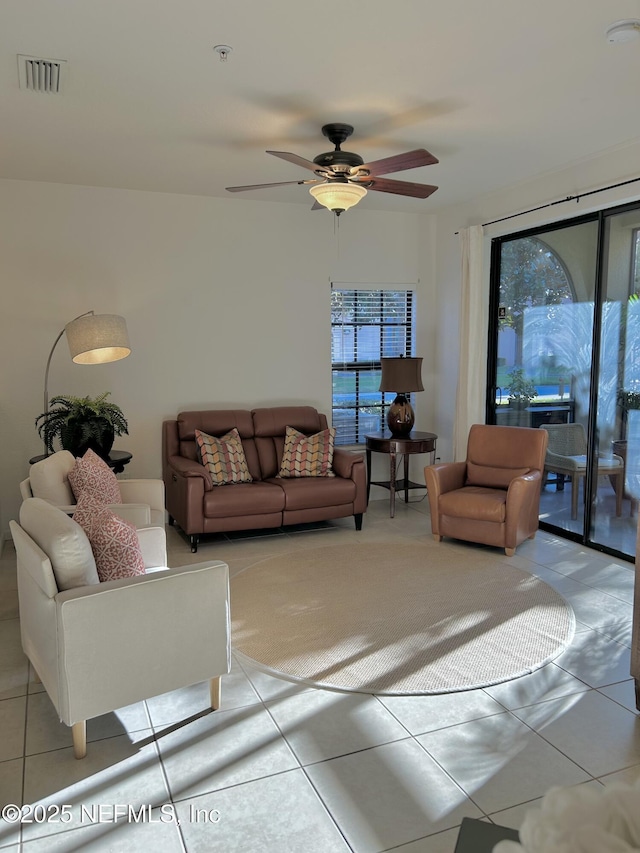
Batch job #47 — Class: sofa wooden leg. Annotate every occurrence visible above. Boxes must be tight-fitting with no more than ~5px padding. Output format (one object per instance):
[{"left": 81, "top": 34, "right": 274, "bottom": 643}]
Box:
[
  {"left": 190, "top": 534, "right": 199, "bottom": 553},
  {"left": 72, "top": 721, "right": 87, "bottom": 760},
  {"left": 505, "top": 547, "right": 516, "bottom": 557},
  {"left": 354, "top": 513, "right": 363, "bottom": 531},
  {"left": 210, "top": 676, "right": 221, "bottom": 711}
]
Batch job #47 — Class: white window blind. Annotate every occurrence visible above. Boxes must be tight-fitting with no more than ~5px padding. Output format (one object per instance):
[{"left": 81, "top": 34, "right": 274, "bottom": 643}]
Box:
[{"left": 331, "top": 287, "right": 416, "bottom": 445}]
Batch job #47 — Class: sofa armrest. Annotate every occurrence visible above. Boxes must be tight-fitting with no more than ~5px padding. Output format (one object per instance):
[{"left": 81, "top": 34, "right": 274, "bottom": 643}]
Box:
[
  {"left": 55, "top": 560, "right": 230, "bottom": 724},
  {"left": 118, "top": 479, "right": 165, "bottom": 511},
  {"left": 136, "top": 526, "right": 168, "bottom": 568},
  {"left": 108, "top": 503, "right": 152, "bottom": 528},
  {"left": 332, "top": 448, "right": 364, "bottom": 479},
  {"left": 167, "top": 456, "right": 213, "bottom": 490},
  {"left": 505, "top": 471, "right": 543, "bottom": 543},
  {"left": 425, "top": 461, "right": 467, "bottom": 496}
]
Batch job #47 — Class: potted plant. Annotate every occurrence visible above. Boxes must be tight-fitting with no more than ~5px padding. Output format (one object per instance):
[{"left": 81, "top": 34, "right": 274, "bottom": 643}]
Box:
[
  {"left": 505, "top": 368, "right": 538, "bottom": 410},
  {"left": 35, "top": 392, "right": 128, "bottom": 459}
]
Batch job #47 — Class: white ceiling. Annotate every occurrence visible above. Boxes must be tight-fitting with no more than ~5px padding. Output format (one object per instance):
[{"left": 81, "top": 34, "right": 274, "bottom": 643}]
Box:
[{"left": 3, "top": 0, "right": 640, "bottom": 215}]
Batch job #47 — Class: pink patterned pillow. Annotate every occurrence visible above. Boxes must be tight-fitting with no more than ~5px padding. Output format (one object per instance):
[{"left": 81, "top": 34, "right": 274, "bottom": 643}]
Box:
[
  {"left": 73, "top": 496, "right": 145, "bottom": 582},
  {"left": 68, "top": 449, "right": 121, "bottom": 504}
]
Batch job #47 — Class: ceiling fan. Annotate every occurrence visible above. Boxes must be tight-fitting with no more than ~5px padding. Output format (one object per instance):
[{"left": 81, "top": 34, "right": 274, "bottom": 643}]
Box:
[{"left": 226, "top": 122, "right": 439, "bottom": 215}]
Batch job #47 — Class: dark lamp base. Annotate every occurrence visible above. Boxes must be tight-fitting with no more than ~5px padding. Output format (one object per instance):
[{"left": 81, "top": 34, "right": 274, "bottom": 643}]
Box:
[{"left": 386, "top": 394, "right": 415, "bottom": 436}]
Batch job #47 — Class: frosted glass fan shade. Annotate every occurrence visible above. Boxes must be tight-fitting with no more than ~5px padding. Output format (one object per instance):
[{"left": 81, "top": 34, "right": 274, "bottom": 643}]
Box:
[
  {"left": 309, "top": 182, "right": 367, "bottom": 213},
  {"left": 65, "top": 314, "right": 131, "bottom": 364}
]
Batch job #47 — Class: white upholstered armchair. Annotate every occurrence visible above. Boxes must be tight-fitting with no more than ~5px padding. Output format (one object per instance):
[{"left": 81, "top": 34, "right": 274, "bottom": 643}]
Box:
[
  {"left": 20, "top": 450, "right": 165, "bottom": 528},
  {"left": 10, "top": 498, "right": 231, "bottom": 759}
]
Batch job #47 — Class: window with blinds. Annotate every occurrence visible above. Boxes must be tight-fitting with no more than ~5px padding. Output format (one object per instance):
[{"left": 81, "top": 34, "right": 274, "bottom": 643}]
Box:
[{"left": 331, "top": 287, "right": 416, "bottom": 445}]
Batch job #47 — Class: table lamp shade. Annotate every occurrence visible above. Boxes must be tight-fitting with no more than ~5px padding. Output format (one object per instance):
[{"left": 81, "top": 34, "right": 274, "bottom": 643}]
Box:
[
  {"left": 65, "top": 314, "right": 131, "bottom": 364},
  {"left": 379, "top": 357, "right": 424, "bottom": 393},
  {"left": 379, "top": 357, "right": 424, "bottom": 436}
]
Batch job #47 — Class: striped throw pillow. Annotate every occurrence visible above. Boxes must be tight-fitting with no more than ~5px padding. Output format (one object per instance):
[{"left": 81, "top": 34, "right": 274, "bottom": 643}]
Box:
[
  {"left": 195, "top": 428, "right": 253, "bottom": 486},
  {"left": 278, "top": 426, "right": 336, "bottom": 478}
]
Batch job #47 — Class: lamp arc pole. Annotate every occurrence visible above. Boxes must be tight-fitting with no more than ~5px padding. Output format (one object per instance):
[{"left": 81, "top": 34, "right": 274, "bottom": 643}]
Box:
[{"left": 43, "top": 310, "right": 95, "bottom": 417}]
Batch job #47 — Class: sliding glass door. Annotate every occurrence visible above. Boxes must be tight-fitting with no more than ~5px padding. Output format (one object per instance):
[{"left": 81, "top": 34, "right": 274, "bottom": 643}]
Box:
[
  {"left": 488, "top": 204, "right": 640, "bottom": 560},
  {"left": 591, "top": 210, "right": 640, "bottom": 556}
]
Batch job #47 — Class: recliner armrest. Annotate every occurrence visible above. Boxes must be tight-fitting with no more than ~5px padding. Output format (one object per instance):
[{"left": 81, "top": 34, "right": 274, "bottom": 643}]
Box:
[
  {"left": 425, "top": 461, "right": 467, "bottom": 495},
  {"left": 167, "top": 456, "right": 213, "bottom": 490},
  {"left": 332, "top": 448, "right": 364, "bottom": 479}
]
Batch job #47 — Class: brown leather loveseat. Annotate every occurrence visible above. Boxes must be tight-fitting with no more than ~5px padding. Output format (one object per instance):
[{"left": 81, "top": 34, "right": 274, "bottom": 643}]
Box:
[{"left": 163, "top": 406, "right": 366, "bottom": 551}]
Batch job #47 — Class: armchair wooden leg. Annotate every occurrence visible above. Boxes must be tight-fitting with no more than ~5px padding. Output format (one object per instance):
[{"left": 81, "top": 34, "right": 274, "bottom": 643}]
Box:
[
  {"left": 433, "top": 534, "right": 442, "bottom": 542},
  {"left": 210, "top": 676, "right": 222, "bottom": 711},
  {"left": 505, "top": 547, "right": 516, "bottom": 557},
  {"left": 72, "top": 721, "right": 87, "bottom": 759}
]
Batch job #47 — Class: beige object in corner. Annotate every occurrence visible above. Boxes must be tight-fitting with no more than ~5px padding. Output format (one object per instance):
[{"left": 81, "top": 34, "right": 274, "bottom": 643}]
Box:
[{"left": 10, "top": 497, "right": 231, "bottom": 759}]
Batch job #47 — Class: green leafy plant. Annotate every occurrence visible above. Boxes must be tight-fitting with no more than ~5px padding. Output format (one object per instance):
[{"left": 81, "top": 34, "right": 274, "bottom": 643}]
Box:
[
  {"left": 35, "top": 392, "right": 128, "bottom": 458},
  {"left": 617, "top": 389, "right": 640, "bottom": 411},
  {"left": 505, "top": 367, "right": 538, "bottom": 407}
]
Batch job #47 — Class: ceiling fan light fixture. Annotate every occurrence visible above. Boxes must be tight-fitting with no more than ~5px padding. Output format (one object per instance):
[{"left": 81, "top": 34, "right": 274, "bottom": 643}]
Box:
[{"left": 309, "top": 181, "right": 367, "bottom": 215}]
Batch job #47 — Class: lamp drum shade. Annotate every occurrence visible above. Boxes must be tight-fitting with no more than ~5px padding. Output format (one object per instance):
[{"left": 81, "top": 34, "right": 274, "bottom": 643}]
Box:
[
  {"left": 379, "top": 357, "right": 424, "bottom": 393},
  {"left": 65, "top": 314, "right": 131, "bottom": 365}
]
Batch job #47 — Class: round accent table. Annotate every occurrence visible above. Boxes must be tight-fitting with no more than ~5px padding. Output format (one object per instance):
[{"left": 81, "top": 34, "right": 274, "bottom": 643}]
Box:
[{"left": 365, "top": 431, "right": 437, "bottom": 518}]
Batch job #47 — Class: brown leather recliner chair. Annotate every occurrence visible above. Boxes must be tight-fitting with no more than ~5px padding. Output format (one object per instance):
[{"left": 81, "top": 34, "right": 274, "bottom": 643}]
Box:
[{"left": 424, "top": 424, "right": 548, "bottom": 556}]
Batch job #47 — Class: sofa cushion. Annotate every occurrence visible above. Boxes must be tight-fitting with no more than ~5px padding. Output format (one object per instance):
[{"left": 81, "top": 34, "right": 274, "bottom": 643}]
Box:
[
  {"left": 277, "top": 426, "right": 336, "bottom": 478},
  {"left": 19, "top": 497, "right": 99, "bottom": 591},
  {"left": 466, "top": 461, "right": 531, "bottom": 489},
  {"left": 203, "top": 481, "right": 284, "bottom": 518},
  {"left": 439, "top": 486, "right": 507, "bottom": 524},
  {"left": 271, "top": 476, "right": 356, "bottom": 511},
  {"left": 28, "top": 450, "right": 76, "bottom": 505},
  {"left": 73, "top": 496, "right": 145, "bottom": 582},
  {"left": 195, "top": 428, "right": 253, "bottom": 486},
  {"left": 68, "top": 449, "right": 122, "bottom": 504}
]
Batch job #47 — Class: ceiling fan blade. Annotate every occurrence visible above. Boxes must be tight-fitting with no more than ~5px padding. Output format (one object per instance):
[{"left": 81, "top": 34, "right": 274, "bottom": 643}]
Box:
[
  {"left": 266, "top": 150, "right": 326, "bottom": 173},
  {"left": 310, "top": 200, "right": 325, "bottom": 211},
  {"left": 226, "top": 179, "right": 319, "bottom": 192},
  {"left": 365, "top": 177, "right": 439, "bottom": 199},
  {"left": 358, "top": 149, "right": 439, "bottom": 177}
]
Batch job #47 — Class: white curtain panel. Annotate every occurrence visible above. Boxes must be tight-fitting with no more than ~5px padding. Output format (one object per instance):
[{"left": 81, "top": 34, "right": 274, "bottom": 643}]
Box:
[{"left": 454, "top": 224, "right": 487, "bottom": 461}]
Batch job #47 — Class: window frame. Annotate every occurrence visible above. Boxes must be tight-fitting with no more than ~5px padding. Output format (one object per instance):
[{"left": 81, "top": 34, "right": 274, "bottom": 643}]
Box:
[{"left": 331, "top": 286, "right": 416, "bottom": 445}]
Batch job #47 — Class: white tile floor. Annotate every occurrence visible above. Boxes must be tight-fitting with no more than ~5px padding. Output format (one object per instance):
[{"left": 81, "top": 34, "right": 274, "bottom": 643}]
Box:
[{"left": 1, "top": 495, "right": 639, "bottom": 852}]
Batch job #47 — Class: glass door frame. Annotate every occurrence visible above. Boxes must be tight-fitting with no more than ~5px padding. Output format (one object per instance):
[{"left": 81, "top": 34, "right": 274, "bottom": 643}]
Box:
[{"left": 486, "top": 205, "right": 636, "bottom": 562}]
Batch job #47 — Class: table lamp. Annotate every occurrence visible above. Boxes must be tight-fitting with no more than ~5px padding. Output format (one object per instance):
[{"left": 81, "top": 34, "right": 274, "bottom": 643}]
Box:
[{"left": 379, "top": 356, "right": 423, "bottom": 436}]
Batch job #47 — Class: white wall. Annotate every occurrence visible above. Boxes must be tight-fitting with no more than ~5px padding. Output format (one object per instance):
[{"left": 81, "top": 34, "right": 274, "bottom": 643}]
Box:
[
  {"left": 0, "top": 179, "right": 433, "bottom": 536},
  {"left": 431, "top": 139, "right": 640, "bottom": 464}
]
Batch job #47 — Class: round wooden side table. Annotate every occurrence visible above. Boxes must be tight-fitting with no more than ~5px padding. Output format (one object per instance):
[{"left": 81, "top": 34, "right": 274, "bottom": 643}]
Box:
[{"left": 365, "top": 430, "right": 437, "bottom": 517}]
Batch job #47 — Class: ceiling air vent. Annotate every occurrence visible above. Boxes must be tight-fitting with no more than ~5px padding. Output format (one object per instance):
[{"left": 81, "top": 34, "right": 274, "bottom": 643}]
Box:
[{"left": 18, "top": 55, "right": 66, "bottom": 93}]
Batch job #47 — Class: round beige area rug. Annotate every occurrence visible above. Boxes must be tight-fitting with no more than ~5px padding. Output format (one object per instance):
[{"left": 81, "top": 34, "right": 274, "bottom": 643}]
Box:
[{"left": 231, "top": 543, "right": 575, "bottom": 695}]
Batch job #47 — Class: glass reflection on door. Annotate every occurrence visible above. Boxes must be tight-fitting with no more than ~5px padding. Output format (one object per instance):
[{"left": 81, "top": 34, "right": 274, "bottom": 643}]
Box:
[
  {"left": 493, "top": 220, "right": 600, "bottom": 537},
  {"left": 591, "top": 214, "right": 640, "bottom": 556}
]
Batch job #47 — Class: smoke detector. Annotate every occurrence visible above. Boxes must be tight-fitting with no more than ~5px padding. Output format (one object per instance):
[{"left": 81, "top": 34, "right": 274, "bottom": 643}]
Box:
[
  {"left": 605, "top": 19, "right": 640, "bottom": 44},
  {"left": 18, "top": 54, "right": 66, "bottom": 93}
]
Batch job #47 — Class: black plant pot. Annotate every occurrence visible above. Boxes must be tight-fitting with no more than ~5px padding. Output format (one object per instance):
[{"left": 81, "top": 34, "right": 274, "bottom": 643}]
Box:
[{"left": 60, "top": 420, "right": 115, "bottom": 460}]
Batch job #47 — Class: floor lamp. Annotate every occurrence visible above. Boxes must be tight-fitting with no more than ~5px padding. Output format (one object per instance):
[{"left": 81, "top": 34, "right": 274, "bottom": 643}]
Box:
[
  {"left": 42, "top": 311, "right": 131, "bottom": 453},
  {"left": 379, "top": 356, "right": 424, "bottom": 436}
]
